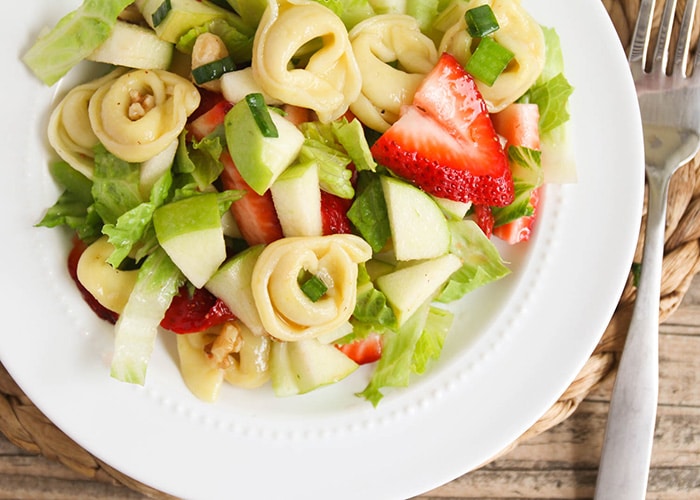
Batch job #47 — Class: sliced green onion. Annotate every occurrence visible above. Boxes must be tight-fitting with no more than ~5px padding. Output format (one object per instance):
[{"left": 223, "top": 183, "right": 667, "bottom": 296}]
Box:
[
  {"left": 192, "top": 56, "right": 236, "bottom": 85},
  {"left": 465, "top": 5, "right": 500, "bottom": 37},
  {"left": 465, "top": 37, "right": 514, "bottom": 86},
  {"left": 245, "top": 93, "right": 278, "bottom": 138},
  {"left": 152, "top": 0, "right": 172, "bottom": 27},
  {"left": 300, "top": 275, "right": 328, "bottom": 302}
]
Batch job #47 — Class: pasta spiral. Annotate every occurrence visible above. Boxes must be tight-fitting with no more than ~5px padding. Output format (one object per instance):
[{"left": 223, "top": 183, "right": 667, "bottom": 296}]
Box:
[
  {"left": 48, "top": 68, "right": 127, "bottom": 178},
  {"left": 251, "top": 234, "right": 372, "bottom": 342},
  {"left": 349, "top": 14, "right": 438, "bottom": 132},
  {"left": 88, "top": 69, "right": 200, "bottom": 162},
  {"left": 252, "top": 0, "right": 362, "bottom": 122},
  {"left": 438, "top": 0, "right": 545, "bottom": 112}
]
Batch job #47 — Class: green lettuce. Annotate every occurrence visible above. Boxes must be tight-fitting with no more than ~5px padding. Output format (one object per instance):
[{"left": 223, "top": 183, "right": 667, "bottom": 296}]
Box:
[
  {"left": 352, "top": 264, "right": 397, "bottom": 329},
  {"left": 346, "top": 172, "right": 391, "bottom": 253},
  {"left": 23, "top": 0, "right": 134, "bottom": 85},
  {"left": 438, "top": 220, "right": 510, "bottom": 302},
  {"left": 110, "top": 247, "right": 185, "bottom": 385},
  {"left": 176, "top": 19, "right": 254, "bottom": 64},
  {"left": 36, "top": 161, "right": 102, "bottom": 242},
  {"left": 358, "top": 303, "right": 452, "bottom": 405},
  {"left": 175, "top": 130, "right": 225, "bottom": 190},
  {"left": 311, "top": 0, "right": 375, "bottom": 29}
]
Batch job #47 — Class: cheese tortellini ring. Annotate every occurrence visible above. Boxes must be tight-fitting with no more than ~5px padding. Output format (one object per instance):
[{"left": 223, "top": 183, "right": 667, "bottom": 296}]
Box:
[
  {"left": 252, "top": 235, "right": 372, "bottom": 342},
  {"left": 48, "top": 68, "right": 127, "bottom": 178},
  {"left": 88, "top": 69, "right": 200, "bottom": 162},
  {"left": 438, "top": 0, "right": 545, "bottom": 113},
  {"left": 252, "top": 0, "right": 362, "bottom": 122},
  {"left": 76, "top": 236, "right": 138, "bottom": 314},
  {"left": 349, "top": 14, "right": 438, "bottom": 132}
]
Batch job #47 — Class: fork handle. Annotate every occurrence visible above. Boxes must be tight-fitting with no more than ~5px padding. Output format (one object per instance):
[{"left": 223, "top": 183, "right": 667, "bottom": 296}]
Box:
[{"left": 594, "top": 168, "right": 667, "bottom": 500}]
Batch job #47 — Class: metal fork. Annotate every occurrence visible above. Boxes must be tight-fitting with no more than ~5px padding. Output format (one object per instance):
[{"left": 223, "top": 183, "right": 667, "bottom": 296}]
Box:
[{"left": 594, "top": 0, "right": 700, "bottom": 498}]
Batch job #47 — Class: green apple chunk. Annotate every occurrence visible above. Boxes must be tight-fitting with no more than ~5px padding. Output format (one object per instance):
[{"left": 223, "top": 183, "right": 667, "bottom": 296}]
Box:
[
  {"left": 225, "top": 98, "right": 305, "bottom": 195},
  {"left": 432, "top": 195, "right": 472, "bottom": 221},
  {"left": 205, "top": 245, "right": 265, "bottom": 336},
  {"left": 380, "top": 176, "right": 451, "bottom": 261},
  {"left": 270, "top": 161, "right": 323, "bottom": 237},
  {"left": 87, "top": 21, "right": 173, "bottom": 70},
  {"left": 376, "top": 253, "right": 462, "bottom": 326},
  {"left": 270, "top": 339, "right": 358, "bottom": 396},
  {"left": 135, "top": 0, "right": 240, "bottom": 44},
  {"left": 153, "top": 193, "right": 226, "bottom": 288}
]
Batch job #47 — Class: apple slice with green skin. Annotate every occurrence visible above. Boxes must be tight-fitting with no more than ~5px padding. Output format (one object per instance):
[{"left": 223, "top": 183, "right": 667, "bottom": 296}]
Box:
[
  {"left": 205, "top": 245, "right": 265, "bottom": 336},
  {"left": 270, "top": 339, "right": 358, "bottom": 396},
  {"left": 270, "top": 161, "right": 323, "bottom": 237},
  {"left": 432, "top": 195, "right": 472, "bottom": 221},
  {"left": 225, "top": 96, "right": 305, "bottom": 196},
  {"left": 380, "top": 175, "right": 451, "bottom": 261},
  {"left": 153, "top": 193, "right": 226, "bottom": 288},
  {"left": 376, "top": 253, "right": 462, "bottom": 326}
]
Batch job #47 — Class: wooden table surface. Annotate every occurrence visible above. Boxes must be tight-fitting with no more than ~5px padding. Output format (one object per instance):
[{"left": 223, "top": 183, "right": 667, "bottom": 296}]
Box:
[{"left": 1, "top": 271, "right": 698, "bottom": 499}]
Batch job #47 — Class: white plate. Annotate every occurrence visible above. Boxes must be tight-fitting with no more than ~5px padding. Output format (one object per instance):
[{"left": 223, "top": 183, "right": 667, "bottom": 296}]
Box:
[{"left": 0, "top": 1, "right": 643, "bottom": 498}]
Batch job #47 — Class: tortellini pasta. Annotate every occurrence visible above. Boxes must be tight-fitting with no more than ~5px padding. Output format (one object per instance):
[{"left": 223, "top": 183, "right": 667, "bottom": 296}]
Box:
[
  {"left": 438, "top": 0, "right": 545, "bottom": 112},
  {"left": 48, "top": 68, "right": 127, "bottom": 178},
  {"left": 252, "top": 0, "right": 362, "bottom": 122},
  {"left": 177, "top": 321, "right": 271, "bottom": 402},
  {"left": 88, "top": 69, "right": 200, "bottom": 162},
  {"left": 251, "top": 234, "right": 372, "bottom": 342},
  {"left": 349, "top": 14, "right": 438, "bottom": 132}
]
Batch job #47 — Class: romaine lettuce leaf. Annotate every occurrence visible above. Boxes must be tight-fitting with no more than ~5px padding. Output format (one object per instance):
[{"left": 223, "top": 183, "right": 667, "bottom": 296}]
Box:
[
  {"left": 352, "top": 264, "right": 397, "bottom": 328},
  {"left": 110, "top": 247, "right": 185, "bottom": 385},
  {"left": 36, "top": 161, "right": 102, "bottom": 241},
  {"left": 346, "top": 172, "right": 391, "bottom": 253},
  {"left": 298, "top": 140, "right": 355, "bottom": 199},
  {"left": 358, "top": 303, "right": 452, "bottom": 405},
  {"left": 437, "top": 220, "right": 510, "bottom": 302},
  {"left": 175, "top": 130, "right": 225, "bottom": 190},
  {"left": 91, "top": 145, "right": 144, "bottom": 225},
  {"left": 23, "top": 0, "right": 134, "bottom": 85},
  {"left": 528, "top": 73, "right": 574, "bottom": 135}
]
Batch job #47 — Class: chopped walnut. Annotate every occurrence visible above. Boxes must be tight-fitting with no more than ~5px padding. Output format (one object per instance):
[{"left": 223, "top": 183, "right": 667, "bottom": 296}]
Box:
[
  {"left": 205, "top": 322, "right": 243, "bottom": 369},
  {"left": 127, "top": 89, "right": 156, "bottom": 121}
]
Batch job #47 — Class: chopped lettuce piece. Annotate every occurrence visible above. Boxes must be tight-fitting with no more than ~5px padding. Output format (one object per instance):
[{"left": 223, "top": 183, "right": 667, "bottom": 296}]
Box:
[
  {"left": 298, "top": 140, "right": 354, "bottom": 199},
  {"left": 412, "top": 306, "right": 453, "bottom": 374},
  {"left": 346, "top": 172, "right": 391, "bottom": 253},
  {"left": 527, "top": 73, "right": 574, "bottom": 135},
  {"left": 437, "top": 220, "right": 510, "bottom": 303},
  {"left": 358, "top": 303, "right": 451, "bottom": 405},
  {"left": 175, "top": 130, "right": 225, "bottom": 190},
  {"left": 311, "top": 0, "right": 375, "bottom": 28},
  {"left": 407, "top": 0, "right": 440, "bottom": 32},
  {"left": 492, "top": 146, "right": 543, "bottom": 227},
  {"left": 110, "top": 247, "right": 185, "bottom": 385},
  {"left": 23, "top": 0, "right": 134, "bottom": 85},
  {"left": 91, "top": 146, "right": 144, "bottom": 225},
  {"left": 352, "top": 264, "right": 397, "bottom": 328},
  {"left": 537, "top": 26, "right": 565, "bottom": 85},
  {"left": 36, "top": 161, "right": 102, "bottom": 241},
  {"left": 331, "top": 118, "right": 377, "bottom": 173}
]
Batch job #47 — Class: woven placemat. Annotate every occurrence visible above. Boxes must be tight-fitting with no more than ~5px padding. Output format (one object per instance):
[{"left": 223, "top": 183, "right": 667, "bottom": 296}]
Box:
[{"left": 3, "top": 1, "right": 700, "bottom": 498}]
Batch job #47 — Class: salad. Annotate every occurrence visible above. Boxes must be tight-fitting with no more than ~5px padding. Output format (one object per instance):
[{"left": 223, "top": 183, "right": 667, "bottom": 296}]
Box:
[{"left": 26, "top": 0, "right": 574, "bottom": 405}]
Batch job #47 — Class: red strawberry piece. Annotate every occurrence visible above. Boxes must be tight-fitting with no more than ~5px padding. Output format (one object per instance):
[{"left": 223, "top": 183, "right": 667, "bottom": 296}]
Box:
[
  {"left": 336, "top": 333, "right": 382, "bottom": 365},
  {"left": 187, "top": 98, "right": 232, "bottom": 141},
  {"left": 473, "top": 204, "right": 495, "bottom": 238},
  {"left": 161, "top": 285, "right": 236, "bottom": 334},
  {"left": 321, "top": 191, "right": 353, "bottom": 235},
  {"left": 371, "top": 53, "right": 513, "bottom": 206},
  {"left": 493, "top": 186, "right": 541, "bottom": 244},
  {"left": 491, "top": 103, "right": 541, "bottom": 150},
  {"left": 220, "top": 152, "right": 284, "bottom": 246}
]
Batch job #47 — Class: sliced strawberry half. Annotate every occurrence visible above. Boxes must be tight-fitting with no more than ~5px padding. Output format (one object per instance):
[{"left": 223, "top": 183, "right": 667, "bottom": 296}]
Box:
[
  {"left": 372, "top": 106, "right": 513, "bottom": 205},
  {"left": 336, "top": 333, "right": 382, "bottom": 365},
  {"left": 220, "top": 152, "right": 284, "bottom": 245},
  {"left": 493, "top": 186, "right": 541, "bottom": 244},
  {"left": 371, "top": 53, "right": 513, "bottom": 206},
  {"left": 321, "top": 191, "right": 353, "bottom": 235}
]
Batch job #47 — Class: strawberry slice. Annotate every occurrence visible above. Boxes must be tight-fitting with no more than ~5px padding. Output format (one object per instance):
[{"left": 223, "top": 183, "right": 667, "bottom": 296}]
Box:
[
  {"left": 220, "top": 151, "right": 284, "bottom": 245},
  {"left": 336, "top": 333, "right": 382, "bottom": 365},
  {"left": 371, "top": 53, "right": 513, "bottom": 206},
  {"left": 188, "top": 98, "right": 284, "bottom": 246},
  {"left": 321, "top": 191, "right": 353, "bottom": 235}
]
